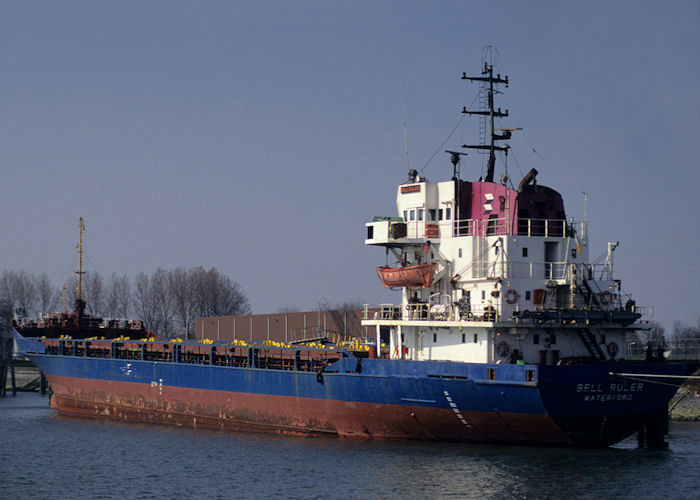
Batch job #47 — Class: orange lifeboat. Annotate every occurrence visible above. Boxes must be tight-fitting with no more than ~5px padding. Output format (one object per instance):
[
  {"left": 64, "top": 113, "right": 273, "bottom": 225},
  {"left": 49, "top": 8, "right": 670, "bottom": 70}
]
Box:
[{"left": 376, "top": 263, "right": 435, "bottom": 288}]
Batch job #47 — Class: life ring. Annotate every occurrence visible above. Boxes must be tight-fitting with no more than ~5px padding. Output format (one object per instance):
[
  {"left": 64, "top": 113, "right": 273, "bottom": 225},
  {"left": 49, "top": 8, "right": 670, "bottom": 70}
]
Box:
[
  {"left": 505, "top": 289, "right": 519, "bottom": 304},
  {"left": 607, "top": 341, "right": 619, "bottom": 358},
  {"left": 496, "top": 341, "right": 510, "bottom": 357},
  {"left": 598, "top": 291, "right": 613, "bottom": 305}
]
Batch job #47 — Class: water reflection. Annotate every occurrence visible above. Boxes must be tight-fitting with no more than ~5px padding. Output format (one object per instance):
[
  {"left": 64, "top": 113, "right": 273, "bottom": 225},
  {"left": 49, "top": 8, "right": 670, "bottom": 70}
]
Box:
[{"left": 1, "top": 393, "right": 697, "bottom": 499}]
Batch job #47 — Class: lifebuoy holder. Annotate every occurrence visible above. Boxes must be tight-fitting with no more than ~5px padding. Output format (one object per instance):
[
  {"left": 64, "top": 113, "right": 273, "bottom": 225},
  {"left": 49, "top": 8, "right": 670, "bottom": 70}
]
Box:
[
  {"left": 505, "top": 289, "right": 519, "bottom": 304},
  {"left": 607, "top": 341, "right": 619, "bottom": 358},
  {"left": 496, "top": 341, "right": 510, "bottom": 357}
]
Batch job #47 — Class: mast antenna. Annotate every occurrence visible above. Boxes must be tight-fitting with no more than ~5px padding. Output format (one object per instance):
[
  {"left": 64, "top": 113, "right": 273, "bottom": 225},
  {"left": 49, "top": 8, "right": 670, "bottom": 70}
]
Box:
[
  {"left": 460, "top": 47, "right": 513, "bottom": 182},
  {"left": 75, "top": 217, "right": 86, "bottom": 313}
]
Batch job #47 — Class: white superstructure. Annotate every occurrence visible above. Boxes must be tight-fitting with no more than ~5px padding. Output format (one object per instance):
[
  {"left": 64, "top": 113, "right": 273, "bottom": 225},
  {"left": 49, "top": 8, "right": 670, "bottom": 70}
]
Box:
[{"left": 362, "top": 63, "right": 649, "bottom": 366}]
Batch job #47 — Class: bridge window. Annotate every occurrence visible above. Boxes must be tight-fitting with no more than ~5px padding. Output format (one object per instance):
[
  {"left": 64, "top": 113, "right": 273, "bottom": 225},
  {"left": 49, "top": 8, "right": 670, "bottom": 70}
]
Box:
[
  {"left": 462, "top": 333, "right": 466, "bottom": 343},
  {"left": 446, "top": 208, "right": 451, "bottom": 220},
  {"left": 418, "top": 209, "right": 424, "bottom": 221},
  {"left": 410, "top": 210, "right": 415, "bottom": 221},
  {"left": 522, "top": 247, "right": 528, "bottom": 257},
  {"left": 433, "top": 333, "right": 437, "bottom": 343},
  {"left": 525, "top": 290, "right": 531, "bottom": 301},
  {"left": 428, "top": 209, "right": 436, "bottom": 221},
  {"left": 533, "top": 334, "right": 540, "bottom": 345},
  {"left": 473, "top": 334, "right": 478, "bottom": 343},
  {"left": 438, "top": 209, "right": 443, "bottom": 220}
]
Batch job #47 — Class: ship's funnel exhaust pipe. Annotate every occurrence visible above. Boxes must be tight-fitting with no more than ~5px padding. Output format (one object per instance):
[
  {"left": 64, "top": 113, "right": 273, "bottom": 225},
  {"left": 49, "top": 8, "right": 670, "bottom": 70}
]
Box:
[{"left": 518, "top": 168, "right": 539, "bottom": 192}]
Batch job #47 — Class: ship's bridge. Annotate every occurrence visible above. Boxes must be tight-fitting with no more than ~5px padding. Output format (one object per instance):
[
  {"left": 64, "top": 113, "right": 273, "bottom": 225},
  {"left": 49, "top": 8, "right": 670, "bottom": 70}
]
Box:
[
  {"left": 366, "top": 170, "right": 570, "bottom": 246},
  {"left": 362, "top": 168, "right": 642, "bottom": 333}
]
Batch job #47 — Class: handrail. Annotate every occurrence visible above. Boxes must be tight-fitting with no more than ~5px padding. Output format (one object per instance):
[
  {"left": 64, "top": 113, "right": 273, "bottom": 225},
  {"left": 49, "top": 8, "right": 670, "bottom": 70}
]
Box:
[
  {"left": 463, "top": 260, "right": 615, "bottom": 281},
  {"left": 397, "top": 217, "right": 584, "bottom": 239},
  {"left": 364, "top": 303, "right": 499, "bottom": 323}
]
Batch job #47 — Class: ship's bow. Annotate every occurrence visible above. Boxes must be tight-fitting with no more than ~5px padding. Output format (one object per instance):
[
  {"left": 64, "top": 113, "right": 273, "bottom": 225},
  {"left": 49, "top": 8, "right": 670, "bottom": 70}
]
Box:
[{"left": 538, "top": 362, "right": 690, "bottom": 447}]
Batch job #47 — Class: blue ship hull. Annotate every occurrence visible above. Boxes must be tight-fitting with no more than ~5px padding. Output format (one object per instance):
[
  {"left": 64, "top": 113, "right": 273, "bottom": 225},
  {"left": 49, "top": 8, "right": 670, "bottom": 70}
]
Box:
[{"left": 14, "top": 332, "right": 689, "bottom": 447}]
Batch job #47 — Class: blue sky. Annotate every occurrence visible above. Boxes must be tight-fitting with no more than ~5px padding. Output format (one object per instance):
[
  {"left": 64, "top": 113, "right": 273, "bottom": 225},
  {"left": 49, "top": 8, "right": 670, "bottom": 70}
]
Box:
[{"left": 1, "top": 1, "right": 698, "bottom": 329}]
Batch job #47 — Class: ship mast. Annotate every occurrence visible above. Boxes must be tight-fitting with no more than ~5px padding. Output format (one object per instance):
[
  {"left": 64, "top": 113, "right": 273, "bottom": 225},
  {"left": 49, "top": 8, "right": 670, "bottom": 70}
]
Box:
[
  {"left": 75, "top": 217, "right": 86, "bottom": 315},
  {"left": 461, "top": 62, "right": 510, "bottom": 182}
]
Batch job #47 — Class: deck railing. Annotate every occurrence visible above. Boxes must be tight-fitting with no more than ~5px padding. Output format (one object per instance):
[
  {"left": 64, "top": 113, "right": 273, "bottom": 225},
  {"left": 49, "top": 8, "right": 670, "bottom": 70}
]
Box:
[
  {"left": 465, "top": 261, "right": 614, "bottom": 281},
  {"left": 363, "top": 300, "right": 650, "bottom": 324},
  {"left": 627, "top": 339, "right": 700, "bottom": 361},
  {"left": 363, "top": 303, "right": 498, "bottom": 323},
  {"left": 29, "top": 337, "right": 347, "bottom": 372},
  {"left": 402, "top": 218, "right": 586, "bottom": 239}
]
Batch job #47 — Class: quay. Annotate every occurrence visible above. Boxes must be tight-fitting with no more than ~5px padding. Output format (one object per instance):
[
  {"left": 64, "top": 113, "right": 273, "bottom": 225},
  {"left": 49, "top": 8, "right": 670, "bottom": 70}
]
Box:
[{"left": 0, "top": 302, "right": 47, "bottom": 397}]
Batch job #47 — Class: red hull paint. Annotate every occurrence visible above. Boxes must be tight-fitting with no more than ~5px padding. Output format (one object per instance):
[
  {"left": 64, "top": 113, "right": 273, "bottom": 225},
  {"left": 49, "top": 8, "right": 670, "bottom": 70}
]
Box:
[{"left": 46, "top": 375, "right": 573, "bottom": 445}]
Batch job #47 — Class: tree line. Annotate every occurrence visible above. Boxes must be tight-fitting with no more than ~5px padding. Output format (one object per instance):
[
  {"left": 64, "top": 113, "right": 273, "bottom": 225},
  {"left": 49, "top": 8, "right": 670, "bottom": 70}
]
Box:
[{"left": 1, "top": 267, "right": 251, "bottom": 339}]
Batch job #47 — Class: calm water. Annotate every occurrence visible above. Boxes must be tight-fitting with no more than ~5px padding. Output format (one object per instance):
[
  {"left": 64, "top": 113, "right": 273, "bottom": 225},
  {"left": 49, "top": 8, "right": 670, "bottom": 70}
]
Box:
[{"left": 1, "top": 392, "right": 698, "bottom": 499}]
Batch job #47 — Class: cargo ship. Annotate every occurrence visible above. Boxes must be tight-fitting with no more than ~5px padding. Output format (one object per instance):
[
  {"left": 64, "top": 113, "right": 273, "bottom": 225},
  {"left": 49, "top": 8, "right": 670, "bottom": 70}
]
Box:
[{"left": 14, "top": 61, "right": 695, "bottom": 447}]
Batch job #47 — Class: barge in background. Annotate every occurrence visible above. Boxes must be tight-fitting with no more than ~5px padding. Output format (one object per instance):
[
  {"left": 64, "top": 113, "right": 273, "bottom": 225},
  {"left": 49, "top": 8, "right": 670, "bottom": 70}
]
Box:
[
  {"left": 13, "top": 217, "right": 148, "bottom": 340},
  {"left": 14, "top": 58, "right": 695, "bottom": 447}
]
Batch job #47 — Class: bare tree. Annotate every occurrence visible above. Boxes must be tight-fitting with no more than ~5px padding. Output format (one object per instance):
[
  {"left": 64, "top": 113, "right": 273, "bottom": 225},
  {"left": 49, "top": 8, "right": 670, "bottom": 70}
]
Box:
[
  {"left": 105, "top": 273, "right": 131, "bottom": 318},
  {"left": 0, "top": 272, "right": 12, "bottom": 310},
  {"left": 35, "top": 272, "right": 57, "bottom": 315},
  {"left": 132, "top": 269, "right": 176, "bottom": 338},
  {"left": 671, "top": 320, "right": 700, "bottom": 343},
  {"left": 168, "top": 267, "right": 196, "bottom": 339},
  {"left": 3, "top": 265, "right": 252, "bottom": 339},
  {"left": 133, "top": 272, "right": 159, "bottom": 335},
  {"left": 151, "top": 268, "right": 175, "bottom": 337},
  {"left": 82, "top": 271, "right": 105, "bottom": 315},
  {"left": 63, "top": 275, "right": 78, "bottom": 305},
  {"left": 209, "top": 271, "right": 250, "bottom": 316},
  {"left": 191, "top": 267, "right": 250, "bottom": 317},
  {"left": 1, "top": 269, "right": 38, "bottom": 317}
]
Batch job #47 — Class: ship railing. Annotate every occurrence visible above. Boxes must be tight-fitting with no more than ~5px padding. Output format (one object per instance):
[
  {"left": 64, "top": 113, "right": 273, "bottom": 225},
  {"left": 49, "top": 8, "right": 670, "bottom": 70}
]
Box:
[
  {"left": 634, "top": 305, "right": 653, "bottom": 324},
  {"left": 469, "top": 261, "right": 614, "bottom": 282},
  {"left": 453, "top": 218, "right": 576, "bottom": 238},
  {"left": 31, "top": 337, "right": 355, "bottom": 372},
  {"left": 287, "top": 325, "right": 325, "bottom": 343},
  {"left": 399, "top": 218, "right": 586, "bottom": 241},
  {"left": 627, "top": 338, "right": 699, "bottom": 361},
  {"left": 363, "top": 303, "right": 499, "bottom": 323}
]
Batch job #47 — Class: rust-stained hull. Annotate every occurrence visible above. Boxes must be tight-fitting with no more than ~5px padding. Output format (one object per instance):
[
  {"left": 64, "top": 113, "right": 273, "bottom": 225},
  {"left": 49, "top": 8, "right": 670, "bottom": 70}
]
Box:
[
  {"left": 15, "top": 333, "right": 689, "bottom": 447},
  {"left": 46, "top": 375, "right": 572, "bottom": 444}
]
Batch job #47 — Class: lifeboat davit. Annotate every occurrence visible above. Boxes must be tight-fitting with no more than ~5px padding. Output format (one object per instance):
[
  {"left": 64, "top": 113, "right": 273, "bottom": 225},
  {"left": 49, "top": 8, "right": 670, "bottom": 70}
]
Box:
[{"left": 376, "top": 263, "right": 435, "bottom": 288}]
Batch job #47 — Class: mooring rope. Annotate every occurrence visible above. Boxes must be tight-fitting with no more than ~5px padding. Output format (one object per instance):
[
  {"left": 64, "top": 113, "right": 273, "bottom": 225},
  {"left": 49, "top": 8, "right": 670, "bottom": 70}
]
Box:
[
  {"left": 609, "top": 372, "right": 700, "bottom": 379},
  {"left": 609, "top": 372, "right": 700, "bottom": 388}
]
